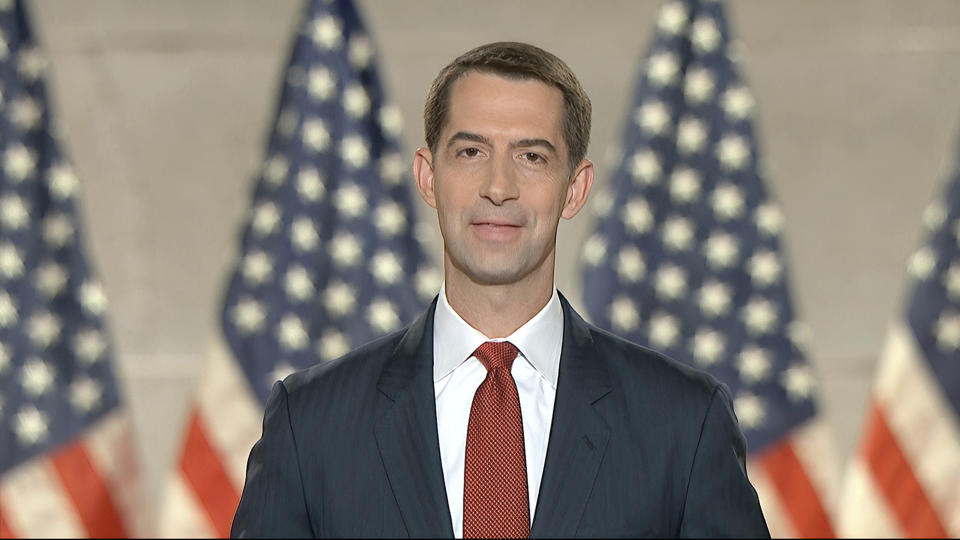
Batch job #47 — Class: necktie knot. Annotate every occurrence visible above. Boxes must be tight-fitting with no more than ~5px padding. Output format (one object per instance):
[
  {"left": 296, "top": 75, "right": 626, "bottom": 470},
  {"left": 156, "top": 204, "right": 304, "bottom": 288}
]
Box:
[{"left": 474, "top": 341, "right": 518, "bottom": 372}]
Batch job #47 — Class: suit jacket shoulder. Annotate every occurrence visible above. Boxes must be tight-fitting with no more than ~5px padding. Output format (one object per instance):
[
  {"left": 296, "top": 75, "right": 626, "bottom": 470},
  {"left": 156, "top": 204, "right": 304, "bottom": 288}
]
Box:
[
  {"left": 540, "top": 295, "right": 768, "bottom": 538},
  {"left": 280, "top": 326, "right": 406, "bottom": 407},
  {"left": 233, "top": 300, "right": 454, "bottom": 538},
  {"left": 587, "top": 319, "right": 722, "bottom": 399},
  {"left": 559, "top": 295, "right": 731, "bottom": 436}
]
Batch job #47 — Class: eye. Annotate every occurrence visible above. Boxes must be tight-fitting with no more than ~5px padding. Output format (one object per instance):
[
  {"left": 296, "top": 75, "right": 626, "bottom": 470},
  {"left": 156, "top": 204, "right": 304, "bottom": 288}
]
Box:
[
  {"left": 520, "top": 152, "right": 545, "bottom": 164},
  {"left": 458, "top": 147, "right": 481, "bottom": 158}
]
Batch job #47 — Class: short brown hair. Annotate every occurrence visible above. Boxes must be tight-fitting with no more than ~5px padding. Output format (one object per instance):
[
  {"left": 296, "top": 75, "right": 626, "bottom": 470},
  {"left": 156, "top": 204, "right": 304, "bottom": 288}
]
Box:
[{"left": 424, "top": 41, "right": 592, "bottom": 173}]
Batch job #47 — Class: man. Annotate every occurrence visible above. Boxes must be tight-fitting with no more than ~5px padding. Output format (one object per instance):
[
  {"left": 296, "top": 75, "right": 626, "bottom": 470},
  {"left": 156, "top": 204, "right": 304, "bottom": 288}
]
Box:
[{"left": 232, "top": 42, "right": 769, "bottom": 538}]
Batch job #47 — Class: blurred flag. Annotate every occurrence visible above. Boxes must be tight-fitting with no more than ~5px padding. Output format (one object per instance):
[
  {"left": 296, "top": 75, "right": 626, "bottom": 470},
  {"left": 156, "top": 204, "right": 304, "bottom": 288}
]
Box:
[
  {"left": 0, "top": 0, "right": 142, "bottom": 537},
  {"left": 157, "top": 0, "right": 438, "bottom": 536},
  {"left": 838, "top": 141, "right": 960, "bottom": 537},
  {"left": 580, "top": 0, "right": 836, "bottom": 536}
]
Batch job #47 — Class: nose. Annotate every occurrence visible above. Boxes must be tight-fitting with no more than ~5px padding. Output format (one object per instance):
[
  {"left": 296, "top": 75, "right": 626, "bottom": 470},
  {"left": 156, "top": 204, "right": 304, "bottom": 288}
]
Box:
[{"left": 479, "top": 156, "right": 519, "bottom": 205}]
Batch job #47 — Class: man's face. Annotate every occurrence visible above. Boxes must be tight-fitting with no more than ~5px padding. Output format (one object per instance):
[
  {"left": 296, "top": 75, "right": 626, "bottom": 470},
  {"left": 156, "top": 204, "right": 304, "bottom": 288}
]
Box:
[{"left": 414, "top": 71, "right": 593, "bottom": 289}]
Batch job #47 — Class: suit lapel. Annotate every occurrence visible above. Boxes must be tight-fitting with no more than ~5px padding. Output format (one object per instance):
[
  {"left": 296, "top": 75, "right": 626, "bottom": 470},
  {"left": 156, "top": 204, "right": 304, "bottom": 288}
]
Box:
[
  {"left": 374, "top": 300, "right": 455, "bottom": 538},
  {"left": 531, "top": 295, "right": 613, "bottom": 538}
]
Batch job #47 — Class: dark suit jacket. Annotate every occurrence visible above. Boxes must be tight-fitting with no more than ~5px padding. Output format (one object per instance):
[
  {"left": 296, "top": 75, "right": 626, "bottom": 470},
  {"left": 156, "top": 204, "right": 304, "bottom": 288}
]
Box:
[{"left": 231, "top": 294, "right": 769, "bottom": 538}]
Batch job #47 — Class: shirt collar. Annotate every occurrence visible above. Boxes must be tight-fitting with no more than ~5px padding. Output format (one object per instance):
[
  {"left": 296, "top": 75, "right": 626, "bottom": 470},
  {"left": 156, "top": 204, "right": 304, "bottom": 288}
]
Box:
[{"left": 433, "top": 282, "right": 563, "bottom": 387}]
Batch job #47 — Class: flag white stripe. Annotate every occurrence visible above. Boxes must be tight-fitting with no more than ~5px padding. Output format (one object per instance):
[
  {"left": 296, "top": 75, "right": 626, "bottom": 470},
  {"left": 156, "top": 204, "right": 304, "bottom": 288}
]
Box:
[
  {"left": 874, "top": 323, "right": 960, "bottom": 534},
  {"left": 790, "top": 418, "right": 840, "bottom": 520},
  {"left": 838, "top": 458, "right": 903, "bottom": 537},
  {"left": 0, "top": 458, "right": 85, "bottom": 537},
  {"left": 196, "top": 337, "right": 264, "bottom": 490},
  {"left": 84, "top": 411, "right": 146, "bottom": 535},
  {"left": 158, "top": 473, "right": 217, "bottom": 538}
]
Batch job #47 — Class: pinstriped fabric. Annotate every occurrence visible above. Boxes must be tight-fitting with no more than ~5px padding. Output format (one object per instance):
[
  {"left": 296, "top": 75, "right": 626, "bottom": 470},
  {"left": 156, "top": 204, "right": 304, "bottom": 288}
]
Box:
[{"left": 463, "top": 341, "right": 529, "bottom": 538}]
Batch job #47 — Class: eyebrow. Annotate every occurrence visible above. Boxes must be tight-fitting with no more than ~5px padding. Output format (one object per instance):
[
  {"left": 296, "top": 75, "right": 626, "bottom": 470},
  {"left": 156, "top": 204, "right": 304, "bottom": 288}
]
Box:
[
  {"left": 512, "top": 138, "right": 558, "bottom": 156},
  {"left": 446, "top": 131, "right": 491, "bottom": 149},
  {"left": 445, "top": 131, "right": 559, "bottom": 156}
]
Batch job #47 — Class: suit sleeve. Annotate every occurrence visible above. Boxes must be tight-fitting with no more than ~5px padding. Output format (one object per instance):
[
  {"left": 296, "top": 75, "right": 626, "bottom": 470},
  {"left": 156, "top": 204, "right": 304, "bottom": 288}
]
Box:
[
  {"left": 231, "top": 381, "right": 315, "bottom": 538},
  {"left": 678, "top": 384, "right": 770, "bottom": 538}
]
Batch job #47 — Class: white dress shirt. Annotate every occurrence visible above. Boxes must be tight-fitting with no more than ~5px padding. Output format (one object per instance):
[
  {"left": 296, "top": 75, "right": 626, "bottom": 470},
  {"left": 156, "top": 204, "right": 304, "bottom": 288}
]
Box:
[{"left": 433, "top": 284, "right": 563, "bottom": 538}]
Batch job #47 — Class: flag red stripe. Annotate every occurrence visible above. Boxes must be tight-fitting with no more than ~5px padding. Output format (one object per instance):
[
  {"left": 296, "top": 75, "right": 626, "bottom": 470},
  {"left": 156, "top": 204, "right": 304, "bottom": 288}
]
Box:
[
  {"left": 49, "top": 439, "right": 128, "bottom": 538},
  {"left": 180, "top": 408, "right": 239, "bottom": 538},
  {"left": 1, "top": 503, "right": 17, "bottom": 538},
  {"left": 756, "top": 439, "right": 834, "bottom": 538},
  {"left": 862, "top": 401, "right": 948, "bottom": 538}
]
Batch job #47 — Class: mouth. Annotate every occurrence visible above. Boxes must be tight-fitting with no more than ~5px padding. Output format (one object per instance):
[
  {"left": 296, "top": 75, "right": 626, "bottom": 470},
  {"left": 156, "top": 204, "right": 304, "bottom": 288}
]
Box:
[
  {"left": 470, "top": 219, "right": 522, "bottom": 241},
  {"left": 473, "top": 218, "right": 520, "bottom": 227}
]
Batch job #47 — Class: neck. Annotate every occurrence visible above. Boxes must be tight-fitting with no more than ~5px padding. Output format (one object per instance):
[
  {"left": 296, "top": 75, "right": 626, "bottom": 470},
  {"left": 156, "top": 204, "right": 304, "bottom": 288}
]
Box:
[{"left": 443, "top": 264, "right": 555, "bottom": 339}]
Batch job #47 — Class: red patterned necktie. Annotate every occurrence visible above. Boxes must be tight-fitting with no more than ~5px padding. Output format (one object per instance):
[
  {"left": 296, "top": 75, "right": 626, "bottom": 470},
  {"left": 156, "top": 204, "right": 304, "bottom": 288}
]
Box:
[{"left": 463, "top": 341, "right": 530, "bottom": 539}]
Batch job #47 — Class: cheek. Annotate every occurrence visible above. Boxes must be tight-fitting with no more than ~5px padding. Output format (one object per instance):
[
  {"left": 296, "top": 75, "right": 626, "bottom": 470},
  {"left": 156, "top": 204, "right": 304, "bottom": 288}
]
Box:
[
  {"left": 434, "top": 180, "right": 476, "bottom": 214},
  {"left": 526, "top": 186, "right": 568, "bottom": 219},
  {"left": 433, "top": 191, "right": 465, "bottom": 231}
]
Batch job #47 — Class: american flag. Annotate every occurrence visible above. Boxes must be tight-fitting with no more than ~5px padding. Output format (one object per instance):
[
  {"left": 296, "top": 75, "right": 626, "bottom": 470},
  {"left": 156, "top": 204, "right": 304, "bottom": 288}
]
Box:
[
  {"left": 838, "top": 141, "right": 960, "bottom": 537},
  {"left": 0, "top": 0, "right": 142, "bottom": 537},
  {"left": 580, "top": 0, "right": 836, "bottom": 536},
  {"left": 157, "top": 0, "right": 439, "bottom": 536}
]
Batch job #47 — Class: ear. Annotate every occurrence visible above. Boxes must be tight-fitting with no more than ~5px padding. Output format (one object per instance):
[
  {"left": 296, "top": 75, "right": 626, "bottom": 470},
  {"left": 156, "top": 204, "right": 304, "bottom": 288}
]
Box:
[
  {"left": 560, "top": 158, "right": 594, "bottom": 219},
  {"left": 413, "top": 147, "right": 437, "bottom": 209}
]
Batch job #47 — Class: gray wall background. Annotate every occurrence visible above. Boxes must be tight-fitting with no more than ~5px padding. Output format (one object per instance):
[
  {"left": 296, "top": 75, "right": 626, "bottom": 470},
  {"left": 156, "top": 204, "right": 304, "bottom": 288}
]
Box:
[{"left": 25, "top": 0, "right": 960, "bottom": 525}]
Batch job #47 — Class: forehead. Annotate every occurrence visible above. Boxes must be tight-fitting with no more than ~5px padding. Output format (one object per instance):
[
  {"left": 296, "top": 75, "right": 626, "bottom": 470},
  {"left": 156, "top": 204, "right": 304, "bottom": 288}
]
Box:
[{"left": 443, "top": 71, "right": 565, "bottom": 144}]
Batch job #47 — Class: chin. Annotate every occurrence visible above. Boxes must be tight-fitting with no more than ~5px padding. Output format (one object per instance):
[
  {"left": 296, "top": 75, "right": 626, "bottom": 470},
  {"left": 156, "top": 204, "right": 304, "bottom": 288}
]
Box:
[
  {"left": 445, "top": 245, "right": 547, "bottom": 287},
  {"left": 468, "top": 270, "right": 527, "bottom": 286},
  {"left": 457, "top": 259, "right": 530, "bottom": 287}
]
